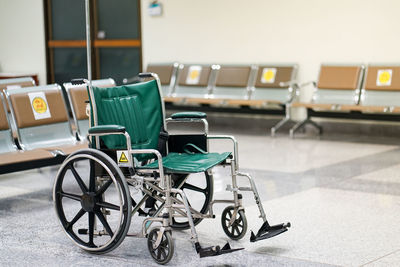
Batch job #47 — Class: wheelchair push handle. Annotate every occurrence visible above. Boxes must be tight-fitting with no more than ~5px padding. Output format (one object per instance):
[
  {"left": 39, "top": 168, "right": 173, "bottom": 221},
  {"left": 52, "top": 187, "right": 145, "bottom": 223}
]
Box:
[
  {"left": 71, "top": 78, "right": 86, "bottom": 85},
  {"left": 138, "top": 72, "right": 154, "bottom": 78}
]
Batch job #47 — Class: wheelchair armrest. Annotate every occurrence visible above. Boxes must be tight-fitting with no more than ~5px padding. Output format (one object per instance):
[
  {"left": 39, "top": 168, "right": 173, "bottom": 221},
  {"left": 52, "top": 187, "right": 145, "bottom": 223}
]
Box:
[
  {"left": 88, "top": 125, "right": 126, "bottom": 135},
  {"left": 170, "top": 112, "right": 207, "bottom": 120}
]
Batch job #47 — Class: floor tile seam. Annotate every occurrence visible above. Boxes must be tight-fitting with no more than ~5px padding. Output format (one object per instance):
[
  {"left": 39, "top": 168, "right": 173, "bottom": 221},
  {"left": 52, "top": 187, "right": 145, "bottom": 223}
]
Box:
[
  {"left": 250, "top": 251, "right": 342, "bottom": 267},
  {"left": 358, "top": 248, "right": 400, "bottom": 266},
  {"left": 322, "top": 179, "right": 400, "bottom": 197},
  {"left": 169, "top": 233, "right": 340, "bottom": 266}
]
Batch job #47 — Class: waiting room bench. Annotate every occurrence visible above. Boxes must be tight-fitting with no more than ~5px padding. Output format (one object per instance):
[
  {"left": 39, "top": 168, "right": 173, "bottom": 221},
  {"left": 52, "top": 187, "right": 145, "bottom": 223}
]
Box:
[
  {"left": 164, "top": 64, "right": 216, "bottom": 105},
  {"left": 0, "top": 77, "right": 37, "bottom": 135},
  {"left": 4, "top": 84, "right": 87, "bottom": 156},
  {"left": 145, "top": 63, "right": 180, "bottom": 96},
  {"left": 290, "top": 64, "right": 365, "bottom": 137},
  {"left": 227, "top": 65, "right": 298, "bottom": 135},
  {"left": 0, "top": 77, "right": 36, "bottom": 109},
  {"left": 64, "top": 78, "right": 116, "bottom": 141},
  {"left": 0, "top": 93, "right": 60, "bottom": 174},
  {"left": 358, "top": 65, "right": 400, "bottom": 113},
  {"left": 160, "top": 63, "right": 298, "bottom": 133}
]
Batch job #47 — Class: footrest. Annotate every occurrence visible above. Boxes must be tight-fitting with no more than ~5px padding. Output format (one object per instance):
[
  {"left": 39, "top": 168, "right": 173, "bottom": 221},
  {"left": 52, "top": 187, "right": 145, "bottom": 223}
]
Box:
[
  {"left": 195, "top": 242, "right": 243, "bottom": 258},
  {"left": 250, "top": 222, "right": 291, "bottom": 242}
]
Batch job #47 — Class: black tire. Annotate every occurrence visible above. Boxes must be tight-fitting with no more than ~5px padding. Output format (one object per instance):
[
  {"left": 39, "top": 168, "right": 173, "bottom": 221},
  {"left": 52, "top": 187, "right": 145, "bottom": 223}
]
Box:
[
  {"left": 53, "top": 149, "right": 132, "bottom": 254},
  {"left": 147, "top": 227, "right": 174, "bottom": 265},
  {"left": 170, "top": 172, "right": 213, "bottom": 230},
  {"left": 221, "top": 206, "right": 247, "bottom": 240}
]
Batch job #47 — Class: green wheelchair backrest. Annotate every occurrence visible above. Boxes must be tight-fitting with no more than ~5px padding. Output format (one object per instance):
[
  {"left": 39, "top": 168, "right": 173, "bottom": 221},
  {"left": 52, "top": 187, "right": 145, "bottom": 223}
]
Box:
[{"left": 90, "top": 79, "right": 164, "bottom": 152}]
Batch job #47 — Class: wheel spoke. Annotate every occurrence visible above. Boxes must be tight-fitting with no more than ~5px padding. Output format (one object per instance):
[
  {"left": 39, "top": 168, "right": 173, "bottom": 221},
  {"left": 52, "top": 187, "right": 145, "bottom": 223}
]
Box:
[
  {"left": 88, "top": 212, "right": 95, "bottom": 245},
  {"left": 160, "top": 247, "right": 167, "bottom": 259},
  {"left": 97, "top": 201, "right": 120, "bottom": 211},
  {"left": 96, "top": 179, "right": 113, "bottom": 196},
  {"left": 182, "top": 183, "right": 206, "bottom": 194},
  {"left": 66, "top": 208, "right": 86, "bottom": 230},
  {"left": 160, "top": 239, "right": 168, "bottom": 247},
  {"left": 157, "top": 247, "right": 162, "bottom": 259},
  {"left": 234, "top": 225, "right": 240, "bottom": 235},
  {"left": 95, "top": 211, "right": 114, "bottom": 237},
  {"left": 89, "top": 159, "right": 96, "bottom": 192},
  {"left": 61, "top": 192, "right": 81, "bottom": 201},
  {"left": 69, "top": 164, "right": 88, "bottom": 193}
]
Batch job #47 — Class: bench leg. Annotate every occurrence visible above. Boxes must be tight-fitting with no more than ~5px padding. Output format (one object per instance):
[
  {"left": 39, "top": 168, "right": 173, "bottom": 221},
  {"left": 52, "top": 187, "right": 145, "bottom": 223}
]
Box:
[
  {"left": 271, "top": 103, "right": 294, "bottom": 137},
  {"left": 289, "top": 118, "right": 322, "bottom": 138},
  {"left": 271, "top": 117, "right": 291, "bottom": 137}
]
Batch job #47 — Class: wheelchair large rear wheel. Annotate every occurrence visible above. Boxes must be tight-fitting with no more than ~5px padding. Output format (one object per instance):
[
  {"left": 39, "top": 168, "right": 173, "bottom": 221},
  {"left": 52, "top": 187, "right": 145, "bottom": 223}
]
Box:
[
  {"left": 53, "top": 149, "right": 132, "bottom": 254},
  {"left": 170, "top": 171, "right": 213, "bottom": 229}
]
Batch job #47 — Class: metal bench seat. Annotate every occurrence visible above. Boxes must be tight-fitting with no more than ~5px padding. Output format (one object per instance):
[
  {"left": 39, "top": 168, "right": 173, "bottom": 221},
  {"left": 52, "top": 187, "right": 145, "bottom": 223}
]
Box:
[
  {"left": 4, "top": 84, "right": 86, "bottom": 156},
  {"left": 359, "top": 65, "right": 400, "bottom": 113},
  {"left": 0, "top": 93, "right": 57, "bottom": 173},
  {"left": 64, "top": 78, "right": 116, "bottom": 140},
  {"left": 210, "top": 65, "right": 253, "bottom": 102},
  {"left": 289, "top": 65, "right": 365, "bottom": 137},
  {"left": 145, "top": 63, "right": 179, "bottom": 97}
]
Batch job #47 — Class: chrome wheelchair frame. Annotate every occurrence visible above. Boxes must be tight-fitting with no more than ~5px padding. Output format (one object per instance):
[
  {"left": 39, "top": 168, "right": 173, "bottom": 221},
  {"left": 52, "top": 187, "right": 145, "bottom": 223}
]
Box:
[{"left": 53, "top": 73, "right": 290, "bottom": 265}]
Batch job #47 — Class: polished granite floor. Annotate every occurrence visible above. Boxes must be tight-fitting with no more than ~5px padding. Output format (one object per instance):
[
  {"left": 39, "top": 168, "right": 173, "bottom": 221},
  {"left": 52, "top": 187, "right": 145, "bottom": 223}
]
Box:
[{"left": 1, "top": 122, "right": 400, "bottom": 266}]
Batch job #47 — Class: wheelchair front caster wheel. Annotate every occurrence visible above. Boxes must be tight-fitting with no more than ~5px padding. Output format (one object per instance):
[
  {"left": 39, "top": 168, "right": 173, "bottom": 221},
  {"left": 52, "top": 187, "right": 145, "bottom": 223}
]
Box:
[
  {"left": 221, "top": 206, "right": 247, "bottom": 240},
  {"left": 147, "top": 227, "right": 174, "bottom": 265}
]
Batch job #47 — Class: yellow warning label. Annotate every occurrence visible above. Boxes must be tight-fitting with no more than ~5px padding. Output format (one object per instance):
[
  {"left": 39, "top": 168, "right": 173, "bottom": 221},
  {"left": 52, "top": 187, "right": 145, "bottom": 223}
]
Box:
[
  {"left": 263, "top": 70, "right": 274, "bottom": 81},
  {"left": 186, "top": 65, "right": 202, "bottom": 84},
  {"left": 189, "top": 70, "right": 199, "bottom": 80},
  {"left": 261, "top": 68, "right": 277, "bottom": 84},
  {"left": 32, "top": 97, "right": 48, "bottom": 114},
  {"left": 379, "top": 71, "right": 390, "bottom": 84},
  {"left": 377, "top": 69, "right": 392, "bottom": 86},
  {"left": 119, "top": 152, "right": 128, "bottom": 163}
]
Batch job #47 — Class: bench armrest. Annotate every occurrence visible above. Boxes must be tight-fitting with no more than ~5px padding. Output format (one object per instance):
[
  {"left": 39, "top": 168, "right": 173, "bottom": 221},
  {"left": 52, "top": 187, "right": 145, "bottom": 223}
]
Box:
[
  {"left": 88, "top": 125, "right": 126, "bottom": 134},
  {"left": 170, "top": 112, "right": 207, "bottom": 119}
]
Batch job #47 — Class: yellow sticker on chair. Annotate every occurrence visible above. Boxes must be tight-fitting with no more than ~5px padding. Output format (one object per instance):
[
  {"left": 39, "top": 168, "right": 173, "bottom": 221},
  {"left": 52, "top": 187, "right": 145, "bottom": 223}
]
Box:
[
  {"left": 117, "top": 150, "right": 131, "bottom": 167},
  {"left": 376, "top": 69, "right": 392, "bottom": 86},
  {"left": 261, "top": 68, "right": 277, "bottom": 84},
  {"left": 186, "top": 66, "right": 202, "bottom": 85},
  {"left": 28, "top": 92, "right": 51, "bottom": 120}
]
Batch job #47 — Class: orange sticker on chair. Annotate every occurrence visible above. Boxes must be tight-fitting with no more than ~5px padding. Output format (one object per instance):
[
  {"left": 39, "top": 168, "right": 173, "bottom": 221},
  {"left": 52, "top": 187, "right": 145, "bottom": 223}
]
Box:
[
  {"left": 376, "top": 69, "right": 392, "bottom": 86},
  {"left": 28, "top": 92, "right": 51, "bottom": 120}
]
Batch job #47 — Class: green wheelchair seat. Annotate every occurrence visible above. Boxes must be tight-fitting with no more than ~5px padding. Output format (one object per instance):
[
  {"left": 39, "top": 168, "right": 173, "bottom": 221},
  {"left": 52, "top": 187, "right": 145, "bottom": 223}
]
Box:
[
  {"left": 143, "top": 152, "right": 231, "bottom": 174},
  {"left": 90, "top": 79, "right": 231, "bottom": 172}
]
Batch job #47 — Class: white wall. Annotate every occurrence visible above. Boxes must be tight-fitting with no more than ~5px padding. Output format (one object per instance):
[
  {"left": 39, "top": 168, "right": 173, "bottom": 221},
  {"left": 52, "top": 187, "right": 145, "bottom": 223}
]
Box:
[
  {"left": 1, "top": 0, "right": 399, "bottom": 101},
  {"left": 141, "top": 0, "right": 400, "bottom": 103},
  {"left": 0, "top": 0, "right": 46, "bottom": 84}
]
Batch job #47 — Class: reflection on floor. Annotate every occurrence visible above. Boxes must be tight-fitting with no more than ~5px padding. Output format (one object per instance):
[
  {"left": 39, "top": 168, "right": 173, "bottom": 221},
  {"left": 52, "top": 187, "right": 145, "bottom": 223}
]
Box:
[{"left": 1, "top": 127, "right": 400, "bottom": 266}]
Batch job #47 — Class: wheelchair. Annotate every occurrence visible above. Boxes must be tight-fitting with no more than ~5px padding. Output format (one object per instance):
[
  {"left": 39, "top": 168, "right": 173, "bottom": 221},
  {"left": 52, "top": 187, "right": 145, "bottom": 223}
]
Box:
[{"left": 53, "top": 73, "right": 290, "bottom": 264}]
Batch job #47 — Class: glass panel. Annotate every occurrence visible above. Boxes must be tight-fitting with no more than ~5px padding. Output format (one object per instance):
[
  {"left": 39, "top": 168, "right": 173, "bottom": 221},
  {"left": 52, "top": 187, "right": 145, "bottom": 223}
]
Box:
[
  {"left": 51, "top": 0, "right": 85, "bottom": 40},
  {"left": 98, "top": 48, "right": 141, "bottom": 84},
  {"left": 97, "top": 0, "right": 140, "bottom": 39},
  {"left": 53, "top": 48, "right": 87, "bottom": 85}
]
